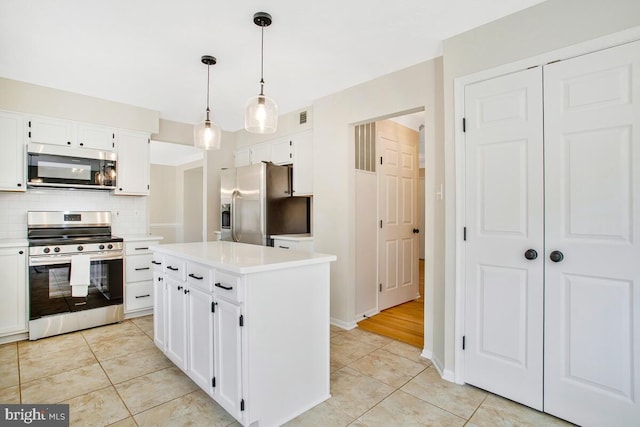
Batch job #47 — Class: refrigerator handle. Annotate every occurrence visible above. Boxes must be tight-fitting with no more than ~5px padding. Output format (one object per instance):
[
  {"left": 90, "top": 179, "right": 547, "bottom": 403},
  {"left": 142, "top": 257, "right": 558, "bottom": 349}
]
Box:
[{"left": 231, "top": 190, "right": 239, "bottom": 242}]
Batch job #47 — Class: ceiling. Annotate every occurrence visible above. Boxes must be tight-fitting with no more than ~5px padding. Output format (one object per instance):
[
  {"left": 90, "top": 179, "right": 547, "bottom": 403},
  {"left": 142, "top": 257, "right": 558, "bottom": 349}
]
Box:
[{"left": 0, "top": 0, "right": 546, "bottom": 132}]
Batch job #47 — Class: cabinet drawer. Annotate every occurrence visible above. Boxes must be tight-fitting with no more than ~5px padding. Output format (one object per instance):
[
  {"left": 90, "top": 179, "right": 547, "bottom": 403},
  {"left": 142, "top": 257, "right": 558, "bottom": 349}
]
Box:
[
  {"left": 125, "top": 280, "right": 153, "bottom": 312},
  {"left": 273, "top": 239, "right": 299, "bottom": 251},
  {"left": 125, "top": 241, "right": 159, "bottom": 256},
  {"left": 187, "top": 262, "right": 213, "bottom": 293},
  {"left": 214, "top": 271, "right": 243, "bottom": 303},
  {"left": 126, "top": 254, "right": 153, "bottom": 283},
  {"left": 151, "top": 253, "right": 163, "bottom": 272},
  {"left": 165, "top": 256, "right": 186, "bottom": 281}
]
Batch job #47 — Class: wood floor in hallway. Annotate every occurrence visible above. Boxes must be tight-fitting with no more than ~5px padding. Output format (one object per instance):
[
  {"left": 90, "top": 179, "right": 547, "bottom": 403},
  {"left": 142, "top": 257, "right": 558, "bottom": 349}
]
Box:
[{"left": 357, "top": 259, "right": 425, "bottom": 349}]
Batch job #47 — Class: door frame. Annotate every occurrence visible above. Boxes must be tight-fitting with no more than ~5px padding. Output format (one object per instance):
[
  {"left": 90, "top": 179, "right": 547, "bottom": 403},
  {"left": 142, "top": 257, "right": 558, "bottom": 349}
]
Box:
[{"left": 453, "top": 26, "right": 640, "bottom": 384}]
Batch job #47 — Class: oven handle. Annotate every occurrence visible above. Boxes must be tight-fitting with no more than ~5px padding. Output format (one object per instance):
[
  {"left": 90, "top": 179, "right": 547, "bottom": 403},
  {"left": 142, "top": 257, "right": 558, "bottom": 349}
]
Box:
[{"left": 29, "top": 252, "right": 123, "bottom": 266}]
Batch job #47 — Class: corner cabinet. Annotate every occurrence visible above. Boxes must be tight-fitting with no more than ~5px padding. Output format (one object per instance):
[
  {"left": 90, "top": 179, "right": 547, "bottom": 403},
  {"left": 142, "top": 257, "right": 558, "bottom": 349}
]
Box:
[
  {"left": 0, "top": 111, "right": 26, "bottom": 192},
  {"left": 0, "top": 244, "right": 28, "bottom": 338},
  {"left": 152, "top": 242, "right": 334, "bottom": 426},
  {"left": 116, "top": 130, "right": 150, "bottom": 195}
]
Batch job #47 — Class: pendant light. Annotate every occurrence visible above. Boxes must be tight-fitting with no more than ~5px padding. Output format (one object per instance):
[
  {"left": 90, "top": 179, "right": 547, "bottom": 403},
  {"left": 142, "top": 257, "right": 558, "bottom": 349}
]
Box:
[
  {"left": 194, "top": 55, "right": 222, "bottom": 150},
  {"left": 245, "top": 12, "right": 278, "bottom": 134}
]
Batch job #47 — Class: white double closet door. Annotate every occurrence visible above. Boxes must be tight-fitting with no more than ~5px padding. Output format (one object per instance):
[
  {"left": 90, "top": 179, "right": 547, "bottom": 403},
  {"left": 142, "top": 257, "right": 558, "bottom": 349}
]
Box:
[{"left": 464, "top": 40, "right": 640, "bottom": 427}]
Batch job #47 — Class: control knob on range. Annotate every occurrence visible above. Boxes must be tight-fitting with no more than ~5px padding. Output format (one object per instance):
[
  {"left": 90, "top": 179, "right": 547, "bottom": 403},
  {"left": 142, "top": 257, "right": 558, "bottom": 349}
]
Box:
[
  {"left": 77, "top": 246, "right": 84, "bottom": 252},
  {"left": 43, "top": 247, "right": 50, "bottom": 254},
  {"left": 99, "top": 244, "right": 105, "bottom": 250},
  {"left": 54, "top": 247, "right": 60, "bottom": 253},
  {"left": 107, "top": 244, "right": 113, "bottom": 250}
]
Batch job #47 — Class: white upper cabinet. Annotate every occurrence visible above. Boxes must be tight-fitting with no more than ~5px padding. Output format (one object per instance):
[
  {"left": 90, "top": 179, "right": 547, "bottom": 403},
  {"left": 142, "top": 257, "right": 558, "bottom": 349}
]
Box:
[
  {"left": 27, "top": 115, "right": 74, "bottom": 147},
  {"left": 27, "top": 115, "right": 116, "bottom": 151},
  {"left": 249, "top": 143, "right": 270, "bottom": 164},
  {"left": 77, "top": 123, "right": 116, "bottom": 151},
  {"left": 292, "top": 130, "right": 313, "bottom": 196},
  {"left": 271, "top": 138, "right": 293, "bottom": 165},
  {"left": 234, "top": 148, "right": 251, "bottom": 167},
  {"left": 116, "top": 130, "right": 150, "bottom": 195},
  {"left": 0, "top": 110, "right": 25, "bottom": 191}
]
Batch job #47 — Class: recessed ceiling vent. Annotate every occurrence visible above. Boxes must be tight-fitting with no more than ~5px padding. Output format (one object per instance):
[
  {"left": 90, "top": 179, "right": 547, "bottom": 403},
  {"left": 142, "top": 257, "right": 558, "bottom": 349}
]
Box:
[{"left": 299, "top": 111, "right": 307, "bottom": 125}]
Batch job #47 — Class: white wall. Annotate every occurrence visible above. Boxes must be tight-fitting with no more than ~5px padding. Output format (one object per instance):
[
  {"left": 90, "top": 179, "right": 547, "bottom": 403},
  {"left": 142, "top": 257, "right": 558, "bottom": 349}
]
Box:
[
  {"left": 441, "top": 0, "right": 640, "bottom": 377},
  {"left": 235, "top": 108, "right": 313, "bottom": 148},
  {"left": 355, "top": 170, "right": 377, "bottom": 317},
  {"left": 149, "top": 164, "right": 179, "bottom": 243},
  {"left": 313, "top": 59, "right": 442, "bottom": 337}
]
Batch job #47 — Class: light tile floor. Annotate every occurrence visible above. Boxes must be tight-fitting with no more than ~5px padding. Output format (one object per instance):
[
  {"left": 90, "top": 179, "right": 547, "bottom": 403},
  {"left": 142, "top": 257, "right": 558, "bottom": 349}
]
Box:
[{"left": 0, "top": 317, "right": 573, "bottom": 426}]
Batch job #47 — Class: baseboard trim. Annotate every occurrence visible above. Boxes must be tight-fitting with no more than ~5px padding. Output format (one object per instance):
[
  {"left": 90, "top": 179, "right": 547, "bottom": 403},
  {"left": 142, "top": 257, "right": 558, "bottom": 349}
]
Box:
[
  {"left": 355, "top": 308, "right": 379, "bottom": 320},
  {"left": 420, "top": 348, "right": 433, "bottom": 360},
  {"left": 330, "top": 317, "right": 357, "bottom": 330},
  {"left": 431, "top": 355, "right": 454, "bottom": 382},
  {"left": 0, "top": 332, "right": 28, "bottom": 344}
]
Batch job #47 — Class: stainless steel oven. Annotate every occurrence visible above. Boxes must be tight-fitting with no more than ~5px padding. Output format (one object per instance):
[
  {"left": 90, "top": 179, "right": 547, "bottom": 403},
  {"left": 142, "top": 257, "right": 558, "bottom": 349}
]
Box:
[{"left": 27, "top": 211, "right": 124, "bottom": 340}]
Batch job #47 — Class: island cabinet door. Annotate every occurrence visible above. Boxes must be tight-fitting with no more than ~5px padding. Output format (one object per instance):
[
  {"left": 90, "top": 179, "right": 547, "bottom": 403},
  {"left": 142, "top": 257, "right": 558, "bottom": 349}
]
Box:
[
  {"left": 166, "top": 277, "right": 187, "bottom": 370},
  {"left": 153, "top": 273, "right": 166, "bottom": 351},
  {"left": 188, "top": 286, "right": 215, "bottom": 396},
  {"left": 214, "top": 298, "right": 244, "bottom": 420}
]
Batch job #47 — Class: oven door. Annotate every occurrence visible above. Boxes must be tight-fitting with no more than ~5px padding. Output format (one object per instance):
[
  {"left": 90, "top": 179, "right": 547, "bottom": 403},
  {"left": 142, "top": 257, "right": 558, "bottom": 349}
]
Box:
[{"left": 29, "top": 252, "right": 123, "bottom": 320}]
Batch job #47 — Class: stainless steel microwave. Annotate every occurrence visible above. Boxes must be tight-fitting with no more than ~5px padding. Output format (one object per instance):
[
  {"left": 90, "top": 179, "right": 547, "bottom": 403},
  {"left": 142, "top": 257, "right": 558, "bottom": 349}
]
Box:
[{"left": 27, "top": 143, "right": 117, "bottom": 190}]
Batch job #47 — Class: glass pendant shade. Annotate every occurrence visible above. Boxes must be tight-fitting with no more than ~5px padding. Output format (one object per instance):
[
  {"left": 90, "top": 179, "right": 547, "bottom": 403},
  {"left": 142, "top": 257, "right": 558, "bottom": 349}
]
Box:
[
  {"left": 194, "top": 117, "right": 221, "bottom": 150},
  {"left": 244, "top": 94, "right": 278, "bottom": 134}
]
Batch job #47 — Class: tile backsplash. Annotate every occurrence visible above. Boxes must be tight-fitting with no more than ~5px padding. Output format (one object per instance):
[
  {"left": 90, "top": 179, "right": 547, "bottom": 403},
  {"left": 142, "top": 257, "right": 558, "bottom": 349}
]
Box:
[{"left": 0, "top": 188, "right": 148, "bottom": 239}]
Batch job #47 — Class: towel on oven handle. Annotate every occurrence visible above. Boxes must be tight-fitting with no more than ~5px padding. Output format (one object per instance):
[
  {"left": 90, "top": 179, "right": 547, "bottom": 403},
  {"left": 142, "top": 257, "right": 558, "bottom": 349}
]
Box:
[{"left": 70, "top": 254, "right": 90, "bottom": 297}]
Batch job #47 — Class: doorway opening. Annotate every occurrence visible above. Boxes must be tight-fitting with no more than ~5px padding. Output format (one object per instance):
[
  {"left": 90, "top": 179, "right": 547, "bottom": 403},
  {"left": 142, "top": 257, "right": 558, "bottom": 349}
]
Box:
[
  {"left": 354, "top": 111, "right": 426, "bottom": 348},
  {"left": 149, "top": 141, "right": 206, "bottom": 243}
]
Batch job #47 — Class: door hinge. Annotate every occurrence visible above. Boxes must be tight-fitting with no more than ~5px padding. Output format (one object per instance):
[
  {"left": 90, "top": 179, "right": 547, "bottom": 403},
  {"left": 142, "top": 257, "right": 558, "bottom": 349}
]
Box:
[
  {"left": 380, "top": 156, "right": 383, "bottom": 165},
  {"left": 239, "top": 315, "right": 244, "bottom": 327},
  {"left": 379, "top": 283, "right": 382, "bottom": 292},
  {"left": 112, "top": 133, "right": 115, "bottom": 139},
  {"left": 212, "top": 377, "right": 216, "bottom": 388},
  {"left": 462, "top": 118, "right": 466, "bottom": 133},
  {"left": 289, "top": 140, "right": 292, "bottom": 146},
  {"left": 28, "top": 121, "right": 31, "bottom": 128},
  {"left": 112, "top": 142, "right": 115, "bottom": 148},
  {"left": 240, "top": 399, "right": 245, "bottom": 411},
  {"left": 28, "top": 131, "right": 31, "bottom": 138},
  {"left": 462, "top": 335, "right": 466, "bottom": 350},
  {"left": 211, "top": 301, "right": 216, "bottom": 313},
  {"left": 380, "top": 220, "right": 382, "bottom": 229},
  {"left": 147, "top": 184, "right": 150, "bottom": 190},
  {"left": 463, "top": 227, "right": 467, "bottom": 241}
]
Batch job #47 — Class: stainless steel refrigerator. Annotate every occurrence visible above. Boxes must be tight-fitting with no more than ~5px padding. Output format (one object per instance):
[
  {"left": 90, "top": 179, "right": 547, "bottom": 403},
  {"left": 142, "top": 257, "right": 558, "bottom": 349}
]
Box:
[{"left": 220, "top": 162, "right": 310, "bottom": 245}]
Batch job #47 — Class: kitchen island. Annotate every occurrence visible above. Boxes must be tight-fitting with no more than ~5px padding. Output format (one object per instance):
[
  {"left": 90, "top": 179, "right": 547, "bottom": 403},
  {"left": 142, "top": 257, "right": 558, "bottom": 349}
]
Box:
[{"left": 150, "top": 241, "right": 336, "bottom": 427}]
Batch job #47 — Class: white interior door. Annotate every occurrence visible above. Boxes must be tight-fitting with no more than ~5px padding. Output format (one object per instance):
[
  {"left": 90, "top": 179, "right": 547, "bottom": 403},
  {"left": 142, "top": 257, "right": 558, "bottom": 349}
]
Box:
[
  {"left": 464, "top": 67, "right": 544, "bottom": 410},
  {"left": 543, "top": 40, "right": 640, "bottom": 427},
  {"left": 378, "top": 129, "right": 419, "bottom": 310}
]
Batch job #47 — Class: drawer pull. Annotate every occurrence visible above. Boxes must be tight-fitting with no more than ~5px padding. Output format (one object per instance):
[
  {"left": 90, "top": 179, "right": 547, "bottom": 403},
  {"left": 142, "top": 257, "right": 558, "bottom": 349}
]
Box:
[
  {"left": 167, "top": 266, "right": 179, "bottom": 271},
  {"left": 151, "top": 260, "right": 161, "bottom": 265},
  {"left": 135, "top": 267, "right": 150, "bottom": 271},
  {"left": 278, "top": 245, "right": 290, "bottom": 249},
  {"left": 188, "top": 273, "right": 204, "bottom": 280},
  {"left": 135, "top": 294, "right": 151, "bottom": 299},
  {"left": 215, "top": 282, "right": 233, "bottom": 291},
  {"left": 135, "top": 247, "right": 149, "bottom": 250}
]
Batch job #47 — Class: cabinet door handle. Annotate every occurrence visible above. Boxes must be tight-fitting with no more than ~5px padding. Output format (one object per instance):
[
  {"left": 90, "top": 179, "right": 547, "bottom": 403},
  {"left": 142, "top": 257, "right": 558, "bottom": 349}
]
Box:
[
  {"left": 151, "top": 260, "right": 161, "bottom": 265},
  {"left": 18, "top": 250, "right": 24, "bottom": 255},
  {"left": 177, "top": 286, "right": 183, "bottom": 291},
  {"left": 135, "top": 267, "right": 150, "bottom": 271},
  {"left": 215, "top": 282, "right": 233, "bottom": 291},
  {"left": 278, "top": 245, "right": 290, "bottom": 249},
  {"left": 167, "top": 266, "right": 178, "bottom": 271},
  {"left": 188, "top": 273, "right": 204, "bottom": 280},
  {"left": 135, "top": 294, "right": 151, "bottom": 299},
  {"left": 184, "top": 289, "right": 190, "bottom": 294}
]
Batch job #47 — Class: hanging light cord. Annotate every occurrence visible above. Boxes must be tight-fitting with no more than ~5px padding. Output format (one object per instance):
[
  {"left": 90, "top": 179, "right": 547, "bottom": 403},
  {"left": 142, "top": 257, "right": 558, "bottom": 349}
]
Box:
[
  {"left": 259, "top": 24, "right": 265, "bottom": 96},
  {"left": 205, "top": 63, "right": 211, "bottom": 121}
]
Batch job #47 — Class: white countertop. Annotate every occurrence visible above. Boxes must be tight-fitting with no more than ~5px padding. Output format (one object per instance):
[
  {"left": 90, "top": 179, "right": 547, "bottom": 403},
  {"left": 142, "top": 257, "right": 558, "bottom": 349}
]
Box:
[
  {"left": 151, "top": 241, "right": 335, "bottom": 274},
  {"left": 120, "top": 234, "right": 164, "bottom": 242},
  {"left": 0, "top": 239, "right": 28, "bottom": 248},
  {"left": 271, "top": 234, "right": 314, "bottom": 241}
]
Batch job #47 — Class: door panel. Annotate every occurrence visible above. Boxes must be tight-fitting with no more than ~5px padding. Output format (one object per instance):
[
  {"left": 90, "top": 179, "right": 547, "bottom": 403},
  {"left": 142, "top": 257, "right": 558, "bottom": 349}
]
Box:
[
  {"left": 464, "top": 66, "right": 544, "bottom": 410},
  {"left": 378, "top": 124, "right": 419, "bottom": 310},
  {"left": 543, "top": 40, "right": 640, "bottom": 426}
]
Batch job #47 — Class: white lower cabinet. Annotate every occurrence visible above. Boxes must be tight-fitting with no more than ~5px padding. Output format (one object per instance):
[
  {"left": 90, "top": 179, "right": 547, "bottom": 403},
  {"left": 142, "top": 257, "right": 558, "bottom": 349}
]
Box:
[
  {"left": 214, "top": 297, "right": 243, "bottom": 418},
  {"left": 165, "top": 277, "right": 188, "bottom": 370},
  {"left": 124, "top": 238, "right": 161, "bottom": 314},
  {"left": 187, "top": 286, "right": 215, "bottom": 395},
  {"left": 152, "top": 271, "right": 166, "bottom": 350},
  {"left": 0, "top": 246, "right": 27, "bottom": 337}
]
